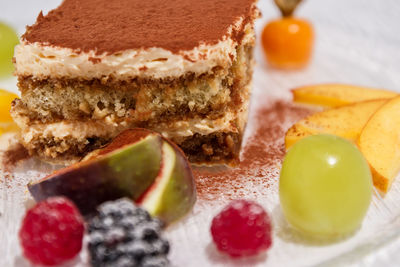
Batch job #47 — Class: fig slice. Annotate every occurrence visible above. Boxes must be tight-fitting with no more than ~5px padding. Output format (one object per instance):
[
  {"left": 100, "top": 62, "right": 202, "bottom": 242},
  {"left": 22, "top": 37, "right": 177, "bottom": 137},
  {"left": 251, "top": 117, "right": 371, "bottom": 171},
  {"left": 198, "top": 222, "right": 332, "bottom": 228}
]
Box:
[
  {"left": 28, "top": 130, "right": 163, "bottom": 215},
  {"left": 28, "top": 128, "right": 196, "bottom": 224},
  {"left": 139, "top": 141, "right": 196, "bottom": 224}
]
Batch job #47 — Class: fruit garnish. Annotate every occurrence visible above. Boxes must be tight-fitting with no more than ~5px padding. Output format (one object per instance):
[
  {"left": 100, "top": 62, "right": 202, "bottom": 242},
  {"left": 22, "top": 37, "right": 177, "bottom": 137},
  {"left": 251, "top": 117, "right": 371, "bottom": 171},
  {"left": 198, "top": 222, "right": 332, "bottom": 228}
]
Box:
[
  {"left": 138, "top": 141, "right": 196, "bottom": 224},
  {"left": 274, "top": 0, "right": 302, "bottom": 17},
  {"left": 280, "top": 134, "right": 372, "bottom": 239},
  {"left": 0, "top": 88, "right": 18, "bottom": 134},
  {"left": 261, "top": 0, "right": 313, "bottom": 69},
  {"left": 0, "top": 22, "right": 19, "bottom": 77},
  {"left": 88, "top": 198, "right": 170, "bottom": 267},
  {"left": 19, "top": 197, "right": 84, "bottom": 266},
  {"left": 30, "top": 130, "right": 163, "bottom": 213},
  {"left": 210, "top": 200, "right": 272, "bottom": 257},
  {"left": 285, "top": 99, "right": 387, "bottom": 149},
  {"left": 358, "top": 96, "right": 400, "bottom": 192},
  {"left": 0, "top": 89, "right": 17, "bottom": 121},
  {"left": 28, "top": 129, "right": 196, "bottom": 224},
  {"left": 292, "top": 84, "right": 397, "bottom": 107}
]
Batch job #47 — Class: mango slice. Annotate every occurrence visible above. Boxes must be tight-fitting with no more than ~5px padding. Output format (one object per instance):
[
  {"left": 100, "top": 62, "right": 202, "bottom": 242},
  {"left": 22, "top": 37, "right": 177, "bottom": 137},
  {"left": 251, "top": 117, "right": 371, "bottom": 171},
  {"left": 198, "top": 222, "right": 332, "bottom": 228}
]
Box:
[
  {"left": 285, "top": 99, "right": 388, "bottom": 149},
  {"left": 292, "top": 84, "right": 396, "bottom": 107},
  {"left": 358, "top": 96, "right": 400, "bottom": 192}
]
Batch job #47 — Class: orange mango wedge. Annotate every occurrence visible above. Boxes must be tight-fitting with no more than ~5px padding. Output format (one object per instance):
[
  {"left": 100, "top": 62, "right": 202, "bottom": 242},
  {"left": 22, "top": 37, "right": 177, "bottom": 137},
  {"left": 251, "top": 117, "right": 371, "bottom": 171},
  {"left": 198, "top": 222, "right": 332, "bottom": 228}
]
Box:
[
  {"left": 292, "top": 84, "right": 397, "bottom": 107},
  {"left": 285, "top": 99, "right": 388, "bottom": 149},
  {"left": 358, "top": 96, "right": 400, "bottom": 192},
  {"left": 0, "top": 88, "right": 19, "bottom": 135}
]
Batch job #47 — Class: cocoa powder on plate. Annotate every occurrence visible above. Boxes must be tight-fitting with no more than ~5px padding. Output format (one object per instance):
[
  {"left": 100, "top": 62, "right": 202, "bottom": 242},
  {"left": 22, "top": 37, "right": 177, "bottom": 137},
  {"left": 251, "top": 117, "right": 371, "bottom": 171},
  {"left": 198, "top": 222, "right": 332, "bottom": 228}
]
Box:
[
  {"left": 2, "top": 143, "right": 30, "bottom": 173},
  {"left": 193, "top": 101, "right": 313, "bottom": 201}
]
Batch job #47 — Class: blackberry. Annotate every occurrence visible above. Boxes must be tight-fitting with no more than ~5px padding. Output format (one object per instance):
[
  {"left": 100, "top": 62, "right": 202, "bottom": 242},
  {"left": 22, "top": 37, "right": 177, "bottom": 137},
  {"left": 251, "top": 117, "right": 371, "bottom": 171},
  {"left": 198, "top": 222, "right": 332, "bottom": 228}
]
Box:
[{"left": 88, "top": 198, "right": 170, "bottom": 267}]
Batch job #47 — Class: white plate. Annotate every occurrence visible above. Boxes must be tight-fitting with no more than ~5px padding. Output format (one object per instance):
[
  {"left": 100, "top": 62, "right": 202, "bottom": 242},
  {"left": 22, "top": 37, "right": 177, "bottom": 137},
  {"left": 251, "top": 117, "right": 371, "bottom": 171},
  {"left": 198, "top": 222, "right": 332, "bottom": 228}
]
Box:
[{"left": 1, "top": 0, "right": 400, "bottom": 266}]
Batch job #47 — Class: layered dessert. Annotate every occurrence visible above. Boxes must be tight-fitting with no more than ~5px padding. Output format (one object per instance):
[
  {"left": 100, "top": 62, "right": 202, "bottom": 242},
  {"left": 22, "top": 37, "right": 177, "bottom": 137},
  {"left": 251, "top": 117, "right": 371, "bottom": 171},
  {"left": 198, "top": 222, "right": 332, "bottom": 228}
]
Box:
[{"left": 11, "top": 0, "right": 260, "bottom": 165}]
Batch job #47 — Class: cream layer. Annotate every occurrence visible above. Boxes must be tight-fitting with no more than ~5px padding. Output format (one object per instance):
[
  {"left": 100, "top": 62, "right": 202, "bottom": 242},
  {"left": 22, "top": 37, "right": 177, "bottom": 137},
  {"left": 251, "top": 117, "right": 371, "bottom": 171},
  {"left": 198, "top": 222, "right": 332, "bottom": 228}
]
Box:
[
  {"left": 14, "top": 20, "right": 255, "bottom": 80},
  {"left": 17, "top": 110, "right": 247, "bottom": 145}
]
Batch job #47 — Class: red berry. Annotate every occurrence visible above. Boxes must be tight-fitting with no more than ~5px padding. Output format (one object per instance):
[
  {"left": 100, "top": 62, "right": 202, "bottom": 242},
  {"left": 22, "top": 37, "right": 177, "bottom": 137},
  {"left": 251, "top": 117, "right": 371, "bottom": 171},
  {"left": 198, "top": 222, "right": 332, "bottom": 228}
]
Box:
[
  {"left": 19, "top": 197, "right": 85, "bottom": 266},
  {"left": 210, "top": 200, "right": 272, "bottom": 257}
]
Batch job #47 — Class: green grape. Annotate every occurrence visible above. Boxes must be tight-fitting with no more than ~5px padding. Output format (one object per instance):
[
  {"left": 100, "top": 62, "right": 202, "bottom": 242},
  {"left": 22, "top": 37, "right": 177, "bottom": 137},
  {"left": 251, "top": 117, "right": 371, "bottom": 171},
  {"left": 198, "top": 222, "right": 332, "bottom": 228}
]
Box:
[
  {"left": 279, "top": 134, "right": 372, "bottom": 240},
  {"left": 0, "top": 22, "right": 19, "bottom": 78}
]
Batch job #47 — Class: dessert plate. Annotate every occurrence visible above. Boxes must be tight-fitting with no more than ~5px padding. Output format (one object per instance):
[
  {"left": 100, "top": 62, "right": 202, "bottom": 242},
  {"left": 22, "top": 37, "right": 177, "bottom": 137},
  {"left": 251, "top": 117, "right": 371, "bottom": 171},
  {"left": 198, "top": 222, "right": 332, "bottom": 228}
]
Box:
[{"left": 2, "top": 0, "right": 400, "bottom": 266}]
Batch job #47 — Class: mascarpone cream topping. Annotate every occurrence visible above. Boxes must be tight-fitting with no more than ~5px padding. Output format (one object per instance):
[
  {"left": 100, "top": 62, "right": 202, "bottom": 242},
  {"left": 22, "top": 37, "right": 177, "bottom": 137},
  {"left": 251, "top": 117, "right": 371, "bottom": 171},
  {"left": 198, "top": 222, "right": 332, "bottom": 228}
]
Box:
[{"left": 14, "top": 22, "right": 255, "bottom": 79}]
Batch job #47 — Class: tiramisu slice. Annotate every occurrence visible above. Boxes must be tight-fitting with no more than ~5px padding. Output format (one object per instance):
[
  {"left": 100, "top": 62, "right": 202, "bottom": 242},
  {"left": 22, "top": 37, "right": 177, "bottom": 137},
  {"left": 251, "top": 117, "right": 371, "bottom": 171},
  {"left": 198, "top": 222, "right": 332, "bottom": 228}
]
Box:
[{"left": 11, "top": 0, "right": 260, "bottom": 165}]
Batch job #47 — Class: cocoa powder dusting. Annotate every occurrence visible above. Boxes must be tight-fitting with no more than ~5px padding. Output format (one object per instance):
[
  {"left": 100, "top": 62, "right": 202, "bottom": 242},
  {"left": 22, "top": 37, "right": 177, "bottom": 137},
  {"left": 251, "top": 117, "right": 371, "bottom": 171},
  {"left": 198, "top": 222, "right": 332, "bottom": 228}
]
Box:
[
  {"left": 2, "top": 143, "right": 30, "bottom": 172},
  {"left": 23, "top": 0, "right": 257, "bottom": 55},
  {"left": 194, "top": 101, "right": 313, "bottom": 201}
]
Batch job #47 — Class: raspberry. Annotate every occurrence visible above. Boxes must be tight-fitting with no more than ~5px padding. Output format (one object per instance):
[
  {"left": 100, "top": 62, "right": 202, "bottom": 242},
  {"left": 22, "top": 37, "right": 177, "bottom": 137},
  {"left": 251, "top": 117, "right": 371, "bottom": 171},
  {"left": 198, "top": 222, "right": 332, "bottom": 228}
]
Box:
[
  {"left": 88, "top": 198, "right": 170, "bottom": 267},
  {"left": 210, "top": 200, "right": 272, "bottom": 257},
  {"left": 19, "top": 197, "right": 85, "bottom": 266}
]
